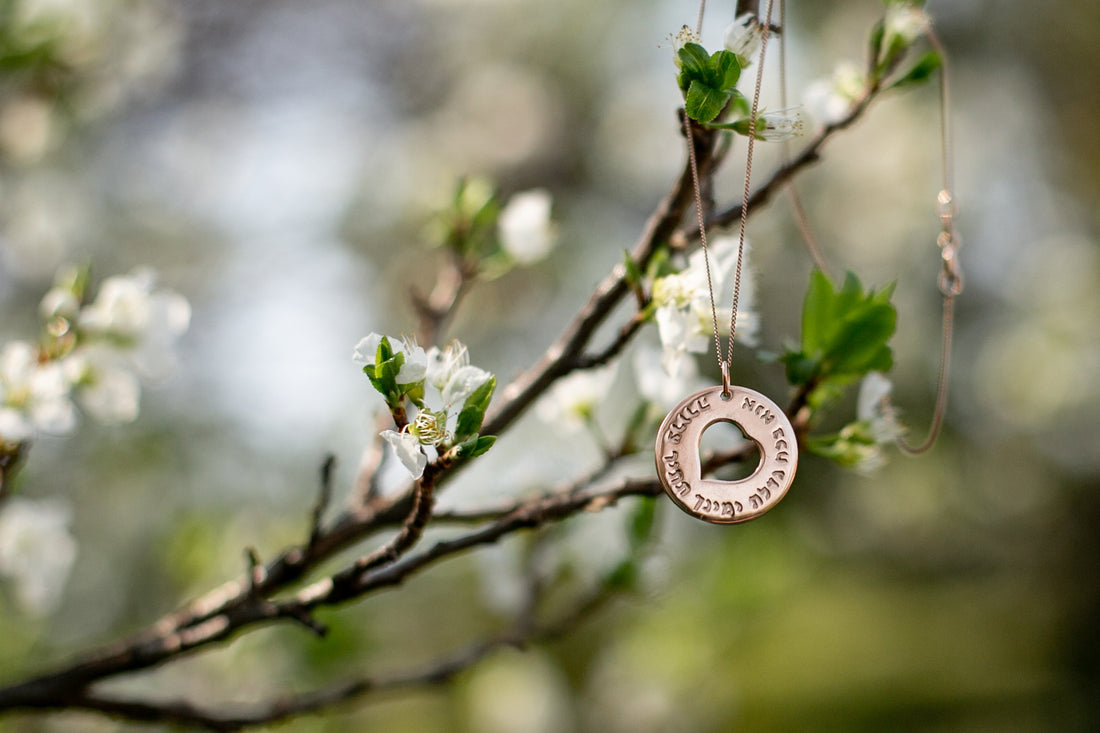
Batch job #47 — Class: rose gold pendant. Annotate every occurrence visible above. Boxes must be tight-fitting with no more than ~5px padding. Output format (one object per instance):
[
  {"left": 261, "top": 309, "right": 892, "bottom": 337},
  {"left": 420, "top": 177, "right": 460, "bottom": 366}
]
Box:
[{"left": 655, "top": 385, "right": 798, "bottom": 524}]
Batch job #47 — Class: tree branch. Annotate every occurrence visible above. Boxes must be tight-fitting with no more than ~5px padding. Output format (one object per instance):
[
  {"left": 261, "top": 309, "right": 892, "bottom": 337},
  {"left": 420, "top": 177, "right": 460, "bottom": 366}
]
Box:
[
  {"left": 44, "top": 580, "right": 616, "bottom": 731},
  {"left": 0, "top": 44, "right": 894, "bottom": 726}
]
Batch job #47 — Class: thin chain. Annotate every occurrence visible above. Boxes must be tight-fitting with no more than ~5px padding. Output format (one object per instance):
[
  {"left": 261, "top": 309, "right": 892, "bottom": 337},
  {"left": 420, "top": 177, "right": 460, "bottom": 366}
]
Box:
[
  {"left": 778, "top": 0, "right": 829, "bottom": 275},
  {"left": 898, "top": 19, "right": 962, "bottom": 454},
  {"left": 686, "top": 0, "right": 777, "bottom": 382},
  {"left": 683, "top": 107, "right": 725, "bottom": 370},
  {"left": 726, "top": 0, "right": 776, "bottom": 368}
]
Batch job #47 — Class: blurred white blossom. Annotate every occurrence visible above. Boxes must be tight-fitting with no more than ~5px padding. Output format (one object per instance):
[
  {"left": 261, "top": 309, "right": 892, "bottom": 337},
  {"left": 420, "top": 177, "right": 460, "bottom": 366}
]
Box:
[
  {"left": 39, "top": 285, "right": 81, "bottom": 321},
  {"left": 633, "top": 341, "right": 702, "bottom": 410},
  {"left": 64, "top": 347, "right": 141, "bottom": 425},
  {"left": 353, "top": 332, "right": 427, "bottom": 384},
  {"left": 0, "top": 266, "right": 189, "bottom": 447},
  {"left": 537, "top": 365, "right": 616, "bottom": 433},
  {"left": 0, "top": 341, "right": 76, "bottom": 443},
  {"left": 723, "top": 13, "right": 764, "bottom": 61},
  {"left": 0, "top": 497, "right": 77, "bottom": 614},
  {"left": 883, "top": 4, "right": 929, "bottom": 48},
  {"left": 840, "top": 371, "right": 905, "bottom": 473},
  {"left": 79, "top": 268, "right": 191, "bottom": 380},
  {"left": 804, "top": 62, "right": 867, "bottom": 126},
  {"left": 651, "top": 236, "right": 758, "bottom": 378},
  {"left": 497, "top": 189, "right": 556, "bottom": 264},
  {"left": 858, "top": 371, "right": 905, "bottom": 444},
  {"left": 754, "top": 110, "right": 806, "bottom": 141}
]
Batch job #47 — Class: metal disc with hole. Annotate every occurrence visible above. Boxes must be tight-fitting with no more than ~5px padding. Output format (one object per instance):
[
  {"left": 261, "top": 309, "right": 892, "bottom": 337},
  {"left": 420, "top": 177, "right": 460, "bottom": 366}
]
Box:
[{"left": 655, "top": 385, "right": 798, "bottom": 524}]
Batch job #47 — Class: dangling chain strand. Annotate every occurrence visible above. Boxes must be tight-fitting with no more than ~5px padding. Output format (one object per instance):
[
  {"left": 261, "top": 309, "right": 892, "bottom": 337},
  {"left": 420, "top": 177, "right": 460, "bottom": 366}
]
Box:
[
  {"left": 728, "top": 0, "right": 777, "bottom": 369},
  {"left": 899, "top": 19, "right": 963, "bottom": 455}
]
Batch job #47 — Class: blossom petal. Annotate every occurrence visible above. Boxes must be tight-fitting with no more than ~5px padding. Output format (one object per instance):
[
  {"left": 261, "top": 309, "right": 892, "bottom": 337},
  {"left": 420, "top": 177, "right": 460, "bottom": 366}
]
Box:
[
  {"left": 381, "top": 429, "right": 427, "bottom": 479},
  {"left": 395, "top": 343, "right": 427, "bottom": 384},
  {"left": 498, "top": 189, "right": 556, "bottom": 264},
  {"left": 352, "top": 333, "right": 384, "bottom": 366},
  {"left": 442, "top": 365, "right": 491, "bottom": 408}
]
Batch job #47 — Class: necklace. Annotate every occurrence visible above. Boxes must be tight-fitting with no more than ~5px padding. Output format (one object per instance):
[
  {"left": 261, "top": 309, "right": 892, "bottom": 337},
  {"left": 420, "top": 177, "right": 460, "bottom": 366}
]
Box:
[{"left": 655, "top": 0, "right": 797, "bottom": 524}]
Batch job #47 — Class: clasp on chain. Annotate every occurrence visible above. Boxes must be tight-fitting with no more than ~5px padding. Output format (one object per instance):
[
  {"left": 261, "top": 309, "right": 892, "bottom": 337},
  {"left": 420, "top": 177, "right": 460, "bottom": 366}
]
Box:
[
  {"left": 935, "top": 189, "right": 964, "bottom": 297},
  {"left": 720, "top": 360, "right": 732, "bottom": 400}
]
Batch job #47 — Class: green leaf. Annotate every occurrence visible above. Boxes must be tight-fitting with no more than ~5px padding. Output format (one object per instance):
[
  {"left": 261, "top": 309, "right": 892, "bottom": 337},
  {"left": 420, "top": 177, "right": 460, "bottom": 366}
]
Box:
[
  {"left": 890, "top": 49, "right": 942, "bottom": 89},
  {"left": 711, "top": 49, "right": 741, "bottom": 90},
  {"left": 685, "top": 80, "right": 730, "bottom": 123},
  {"left": 455, "top": 375, "right": 496, "bottom": 439},
  {"left": 622, "top": 250, "right": 643, "bottom": 289},
  {"left": 606, "top": 559, "right": 638, "bottom": 590},
  {"left": 801, "top": 269, "right": 835, "bottom": 354},
  {"left": 726, "top": 90, "right": 750, "bottom": 117},
  {"left": 676, "top": 42, "right": 711, "bottom": 88},
  {"left": 469, "top": 434, "right": 496, "bottom": 458},
  {"left": 826, "top": 303, "right": 896, "bottom": 375},
  {"left": 806, "top": 376, "right": 856, "bottom": 412},
  {"left": 628, "top": 497, "right": 657, "bottom": 551},
  {"left": 781, "top": 351, "right": 818, "bottom": 387},
  {"left": 376, "top": 335, "right": 394, "bottom": 363},
  {"left": 868, "top": 20, "right": 885, "bottom": 77}
]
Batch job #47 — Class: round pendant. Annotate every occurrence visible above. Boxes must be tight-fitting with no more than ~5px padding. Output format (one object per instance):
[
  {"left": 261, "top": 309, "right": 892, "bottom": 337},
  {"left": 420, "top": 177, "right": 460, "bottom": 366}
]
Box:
[{"left": 655, "top": 385, "right": 798, "bottom": 524}]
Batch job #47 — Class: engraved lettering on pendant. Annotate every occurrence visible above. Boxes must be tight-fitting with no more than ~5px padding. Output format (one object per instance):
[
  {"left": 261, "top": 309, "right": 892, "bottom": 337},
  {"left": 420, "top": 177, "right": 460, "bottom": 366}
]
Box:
[
  {"left": 663, "top": 395, "right": 711, "bottom": 445},
  {"left": 655, "top": 386, "right": 799, "bottom": 525}
]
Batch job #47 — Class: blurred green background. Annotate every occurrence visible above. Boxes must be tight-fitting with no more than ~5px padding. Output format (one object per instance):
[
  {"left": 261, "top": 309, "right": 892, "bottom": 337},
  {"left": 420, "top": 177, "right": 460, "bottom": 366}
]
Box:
[{"left": 1, "top": 0, "right": 1098, "bottom": 731}]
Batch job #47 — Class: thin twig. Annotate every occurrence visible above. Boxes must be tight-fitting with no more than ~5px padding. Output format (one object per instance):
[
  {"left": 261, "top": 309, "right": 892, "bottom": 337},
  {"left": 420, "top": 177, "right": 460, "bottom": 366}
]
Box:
[{"left": 308, "top": 454, "right": 336, "bottom": 550}]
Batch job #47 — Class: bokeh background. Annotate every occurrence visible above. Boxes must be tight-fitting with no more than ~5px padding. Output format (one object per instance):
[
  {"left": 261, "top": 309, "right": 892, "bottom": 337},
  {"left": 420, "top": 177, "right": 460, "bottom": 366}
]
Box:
[{"left": 1, "top": 0, "right": 1098, "bottom": 731}]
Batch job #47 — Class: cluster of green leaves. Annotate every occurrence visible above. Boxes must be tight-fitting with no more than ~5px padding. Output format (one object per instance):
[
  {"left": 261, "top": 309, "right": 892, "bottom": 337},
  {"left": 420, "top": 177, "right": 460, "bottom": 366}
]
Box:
[
  {"left": 429, "top": 177, "right": 517, "bottom": 280},
  {"left": 805, "top": 420, "right": 886, "bottom": 469},
  {"left": 782, "top": 270, "right": 897, "bottom": 412},
  {"left": 869, "top": 1, "right": 942, "bottom": 89},
  {"left": 362, "top": 337, "right": 424, "bottom": 413},
  {"left": 676, "top": 43, "right": 748, "bottom": 123},
  {"left": 0, "top": 4, "right": 73, "bottom": 92}
]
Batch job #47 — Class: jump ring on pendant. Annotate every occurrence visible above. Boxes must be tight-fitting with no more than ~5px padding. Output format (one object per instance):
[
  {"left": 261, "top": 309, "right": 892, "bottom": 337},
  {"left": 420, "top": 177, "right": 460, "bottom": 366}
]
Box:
[{"left": 720, "top": 360, "right": 732, "bottom": 400}]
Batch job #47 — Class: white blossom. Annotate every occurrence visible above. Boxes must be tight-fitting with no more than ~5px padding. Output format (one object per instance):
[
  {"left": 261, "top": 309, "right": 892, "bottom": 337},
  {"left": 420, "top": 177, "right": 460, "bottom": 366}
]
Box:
[
  {"left": 883, "top": 4, "right": 929, "bottom": 48},
  {"left": 426, "top": 340, "right": 491, "bottom": 407},
  {"left": 651, "top": 236, "right": 758, "bottom": 377},
  {"left": 64, "top": 347, "right": 141, "bottom": 426},
  {"left": 858, "top": 371, "right": 905, "bottom": 444},
  {"left": 723, "top": 13, "right": 764, "bottom": 60},
  {"left": 79, "top": 268, "right": 189, "bottom": 342},
  {"left": 381, "top": 428, "right": 428, "bottom": 480},
  {"left": 633, "top": 341, "right": 702, "bottom": 410},
  {"left": 0, "top": 341, "right": 76, "bottom": 442},
  {"left": 39, "top": 286, "right": 80, "bottom": 320},
  {"left": 498, "top": 189, "right": 556, "bottom": 264},
  {"left": 754, "top": 110, "right": 806, "bottom": 141},
  {"left": 353, "top": 332, "right": 427, "bottom": 385},
  {"left": 363, "top": 336, "right": 495, "bottom": 478},
  {"left": 804, "top": 62, "right": 867, "bottom": 126},
  {"left": 839, "top": 371, "right": 906, "bottom": 473},
  {"left": 78, "top": 268, "right": 191, "bottom": 380},
  {"left": 0, "top": 497, "right": 77, "bottom": 614},
  {"left": 537, "top": 365, "right": 616, "bottom": 433}
]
